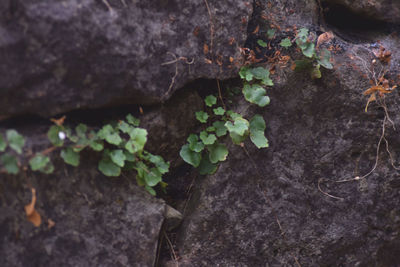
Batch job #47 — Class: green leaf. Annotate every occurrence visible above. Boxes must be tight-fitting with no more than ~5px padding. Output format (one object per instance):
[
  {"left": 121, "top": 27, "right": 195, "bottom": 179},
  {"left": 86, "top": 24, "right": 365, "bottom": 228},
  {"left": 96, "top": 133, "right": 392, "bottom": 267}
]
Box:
[
  {"left": 250, "top": 67, "right": 273, "bottom": 86},
  {"left": 97, "top": 125, "right": 122, "bottom": 146},
  {"left": 213, "top": 107, "right": 225, "bottom": 116},
  {"left": 1, "top": 154, "right": 19, "bottom": 174},
  {"left": 280, "top": 38, "right": 292, "bottom": 48},
  {"left": 29, "top": 154, "right": 49, "bottom": 170},
  {"left": 144, "top": 168, "right": 162, "bottom": 187},
  {"left": 213, "top": 121, "right": 227, "bottom": 137},
  {"left": 126, "top": 114, "right": 140, "bottom": 126},
  {"left": 300, "top": 42, "right": 315, "bottom": 58},
  {"left": 29, "top": 154, "right": 54, "bottom": 174},
  {"left": 267, "top": 29, "right": 276, "bottom": 39},
  {"left": 198, "top": 155, "right": 218, "bottom": 175},
  {"left": 249, "top": 115, "right": 269, "bottom": 148},
  {"left": 242, "top": 84, "right": 270, "bottom": 107},
  {"left": 75, "top": 124, "right": 87, "bottom": 138},
  {"left": 60, "top": 147, "right": 80, "bottom": 167},
  {"left": 110, "top": 149, "right": 126, "bottom": 167},
  {"left": 226, "top": 110, "right": 242, "bottom": 120},
  {"left": 0, "top": 134, "right": 6, "bottom": 152},
  {"left": 205, "top": 95, "right": 217, "bottom": 107},
  {"left": 195, "top": 111, "right": 209, "bottom": 123},
  {"left": 296, "top": 28, "right": 316, "bottom": 58},
  {"left": 125, "top": 128, "right": 147, "bottom": 153},
  {"left": 317, "top": 48, "right": 333, "bottom": 69},
  {"left": 297, "top": 28, "right": 309, "bottom": 42},
  {"left": 47, "top": 125, "right": 64, "bottom": 147},
  {"left": 6, "top": 130, "right": 25, "bottom": 154},
  {"left": 199, "top": 131, "right": 217, "bottom": 145},
  {"left": 311, "top": 65, "right": 322, "bottom": 79},
  {"left": 207, "top": 143, "right": 228, "bottom": 164},
  {"left": 206, "top": 126, "right": 216, "bottom": 132},
  {"left": 257, "top": 39, "right": 268, "bottom": 48},
  {"left": 118, "top": 121, "right": 133, "bottom": 134},
  {"left": 98, "top": 157, "right": 121, "bottom": 177},
  {"left": 230, "top": 132, "right": 247, "bottom": 145},
  {"left": 239, "top": 66, "right": 254, "bottom": 82},
  {"left": 187, "top": 134, "right": 204, "bottom": 152},
  {"left": 66, "top": 128, "right": 79, "bottom": 143},
  {"left": 89, "top": 139, "right": 104, "bottom": 151},
  {"left": 124, "top": 151, "right": 136, "bottom": 162},
  {"left": 180, "top": 144, "right": 201, "bottom": 167},
  {"left": 146, "top": 153, "right": 169, "bottom": 174}
]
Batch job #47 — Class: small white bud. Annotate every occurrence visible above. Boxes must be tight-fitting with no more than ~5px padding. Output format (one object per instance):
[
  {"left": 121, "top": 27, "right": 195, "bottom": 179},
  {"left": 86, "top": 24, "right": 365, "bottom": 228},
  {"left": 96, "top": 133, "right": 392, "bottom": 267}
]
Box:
[{"left": 58, "top": 131, "right": 66, "bottom": 140}]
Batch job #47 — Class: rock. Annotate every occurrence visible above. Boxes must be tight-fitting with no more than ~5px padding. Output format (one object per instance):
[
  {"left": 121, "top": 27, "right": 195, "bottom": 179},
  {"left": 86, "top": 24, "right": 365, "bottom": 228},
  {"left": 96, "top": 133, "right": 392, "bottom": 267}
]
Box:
[
  {"left": 321, "top": 0, "right": 400, "bottom": 24},
  {"left": 0, "top": 88, "right": 198, "bottom": 266},
  {"left": 164, "top": 205, "right": 183, "bottom": 231},
  {"left": 0, "top": 0, "right": 251, "bottom": 117},
  {"left": 0, "top": 166, "right": 166, "bottom": 267},
  {"left": 174, "top": 0, "right": 400, "bottom": 265}
]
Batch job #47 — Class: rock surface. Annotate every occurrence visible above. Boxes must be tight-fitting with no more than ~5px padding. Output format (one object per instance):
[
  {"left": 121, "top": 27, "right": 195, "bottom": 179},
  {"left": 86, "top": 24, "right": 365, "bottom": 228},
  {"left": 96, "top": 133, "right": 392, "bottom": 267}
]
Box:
[
  {"left": 0, "top": 88, "right": 198, "bottom": 266},
  {"left": 0, "top": 0, "right": 251, "bottom": 117},
  {"left": 321, "top": 0, "right": 400, "bottom": 24},
  {"left": 174, "top": 0, "right": 400, "bottom": 266},
  {"left": 0, "top": 166, "right": 166, "bottom": 267}
]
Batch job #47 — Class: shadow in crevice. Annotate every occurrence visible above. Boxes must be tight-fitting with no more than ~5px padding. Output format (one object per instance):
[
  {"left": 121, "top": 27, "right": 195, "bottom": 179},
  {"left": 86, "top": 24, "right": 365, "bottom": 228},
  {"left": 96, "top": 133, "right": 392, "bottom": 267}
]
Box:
[{"left": 321, "top": 2, "right": 396, "bottom": 43}]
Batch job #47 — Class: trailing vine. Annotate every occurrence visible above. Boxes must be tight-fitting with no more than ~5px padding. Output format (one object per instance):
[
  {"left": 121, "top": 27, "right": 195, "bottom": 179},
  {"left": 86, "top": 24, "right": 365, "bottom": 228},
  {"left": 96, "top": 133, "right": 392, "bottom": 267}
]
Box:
[
  {"left": 0, "top": 114, "right": 169, "bottom": 196},
  {"left": 179, "top": 66, "right": 272, "bottom": 174}
]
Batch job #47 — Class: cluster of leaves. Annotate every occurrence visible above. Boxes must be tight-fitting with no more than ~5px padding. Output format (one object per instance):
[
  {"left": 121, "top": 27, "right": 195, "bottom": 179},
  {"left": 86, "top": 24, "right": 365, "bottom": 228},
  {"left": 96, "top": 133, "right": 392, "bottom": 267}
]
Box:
[
  {"left": 0, "top": 130, "right": 26, "bottom": 174},
  {"left": 239, "top": 66, "right": 273, "bottom": 107},
  {"left": 0, "top": 114, "right": 169, "bottom": 195},
  {"left": 180, "top": 89, "right": 269, "bottom": 175},
  {"left": 280, "top": 28, "right": 333, "bottom": 79}
]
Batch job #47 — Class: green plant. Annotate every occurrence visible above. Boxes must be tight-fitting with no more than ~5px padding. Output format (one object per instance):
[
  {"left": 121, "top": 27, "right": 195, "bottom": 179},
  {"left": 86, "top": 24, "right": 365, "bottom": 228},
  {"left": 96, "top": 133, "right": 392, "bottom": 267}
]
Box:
[
  {"left": 180, "top": 66, "right": 271, "bottom": 174},
  {"left": 0, "top": 130, "right": 25, "bottom": 174},
  {"left": 45, "top": 114, "right": 169, "bottom": 195},
  {"left": 280, "top": 28, "right": 333, "bottom": 78},
  {"left": 0, "top": 114, "right": 169, "bottom": 195}
]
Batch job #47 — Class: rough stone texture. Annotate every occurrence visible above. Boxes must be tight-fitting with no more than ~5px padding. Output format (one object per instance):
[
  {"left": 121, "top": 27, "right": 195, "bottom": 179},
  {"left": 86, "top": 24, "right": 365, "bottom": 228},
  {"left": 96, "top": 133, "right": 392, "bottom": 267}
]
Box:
[
  {"left": 0, "top": 0, "right": 251, "bottom": 117},
  {"left": 175, "top": 0, "right": 400, "bottom": 266},
  {"left": 142, "top": 88, "right": 203, "bottom": 167},
  {"left": 0, "top": 166, "right": 166, "bottom": 267},
  {"left": 0, "top": 88, "right": 199, "bottom": 266},
  {"left": 321, "top": 0, "right": 400, "bottom": 24}
]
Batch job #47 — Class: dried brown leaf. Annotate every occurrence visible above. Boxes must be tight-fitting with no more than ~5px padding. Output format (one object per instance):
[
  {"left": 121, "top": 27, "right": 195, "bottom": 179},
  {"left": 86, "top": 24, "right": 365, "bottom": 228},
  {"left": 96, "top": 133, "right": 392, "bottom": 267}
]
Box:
[
  {"left": 25, "top": 188, "right": 42, "bottom": 227},
  {"left": 316, "top": 31, "right": 334, "bottom": 49}
]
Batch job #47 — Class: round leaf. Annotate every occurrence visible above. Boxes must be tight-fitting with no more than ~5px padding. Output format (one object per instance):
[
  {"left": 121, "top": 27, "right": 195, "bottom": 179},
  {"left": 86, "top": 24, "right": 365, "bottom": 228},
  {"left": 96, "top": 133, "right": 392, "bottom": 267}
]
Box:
[
  {"left": 1, "top": 154, "right": 19, "bottom": 174},
  {"left": 199, "top": 131, "right": 217, "bottom": 145},
  {"left": 61, "top": 147, "right": 80, "bottom": 167},
  {"left": 213, "top": 107, "right": 225, "bottom": 116},
  {"left": 225, "top": 117, "right": 249, "bottom": 136},
  {"left": 242, "top": 84, "right": 270, "bottom": 107},
  {"left": 195, "top": 111, "right": 209, "bottom": 123},
  {"left": 180, "top": 144, "right": 201, "bottom": 167},
  {"left": 7, "top": 130, "right": 25, "bottom": 154},
  {"left": 208, "top": 143, "right": 228, "bottom": 163},
  {"left": 98, "top": 158, "right": 121, "bottom": 177},
  {"left": 249, "top": 115, "right": 269, "bottom": 148},
  {"left": 198, "top": 156, "right": 218, "bottom": 175},
  {"left": 205, "top": 95, "right": 217, "bottom": 107},
  {"left": 110, "top": 149, "right": 126, "bottom": 167}
]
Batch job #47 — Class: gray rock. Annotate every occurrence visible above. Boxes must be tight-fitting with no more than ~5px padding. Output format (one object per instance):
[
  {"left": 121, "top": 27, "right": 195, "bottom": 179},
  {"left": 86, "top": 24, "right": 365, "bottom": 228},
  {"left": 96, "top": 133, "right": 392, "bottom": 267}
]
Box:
[
  {"left": 0, "top": 166, "right": 166, "bottom": 267},
  {"left": 321, "top": 0, "right": 400, "bottom": 24},
  {"left": 175, "top": 0, "right": 400, "bottom": 265},
  {"left": 0, "top": 0, "right": 251, "bottom": 117},
  {"left": 0, "top": 88, "right": 198, "bottom": 266}
]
